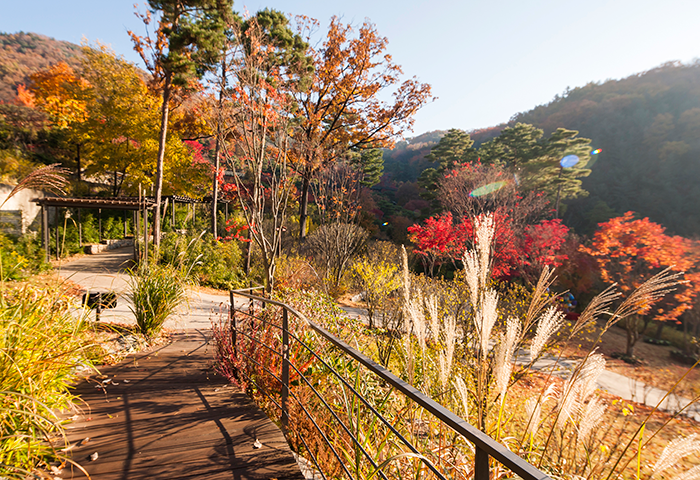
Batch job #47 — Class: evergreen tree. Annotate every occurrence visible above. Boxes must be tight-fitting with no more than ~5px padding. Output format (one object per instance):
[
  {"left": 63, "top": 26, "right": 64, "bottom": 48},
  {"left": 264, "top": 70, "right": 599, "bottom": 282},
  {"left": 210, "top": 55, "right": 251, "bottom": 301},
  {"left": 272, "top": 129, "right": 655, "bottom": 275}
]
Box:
[{"left": 130, "top": 0, "right": 233, "bottom": 246}]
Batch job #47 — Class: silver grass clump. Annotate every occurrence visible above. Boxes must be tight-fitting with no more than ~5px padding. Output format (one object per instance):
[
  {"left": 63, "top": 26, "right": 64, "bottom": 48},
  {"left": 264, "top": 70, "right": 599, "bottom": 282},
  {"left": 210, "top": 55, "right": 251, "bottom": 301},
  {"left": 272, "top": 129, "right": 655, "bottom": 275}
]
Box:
[
  {"left": 0, "top": 163, "right": 69, "bottom": 209},
  {"left": 494, "top": 316, "right": 521, "bottom": 400},
  {"left": 406, "top": 295, "right": 426, "bottom": 353},
  {"left": 609, "top": 268, "right": 685, "bottom": 328},
  {"left": 463, "top": 250, "right": 480, "bottom": 309},
  {"left": 555, "top": 384, "right": 581, "bottom": 431},
  {"left": 453, "top": 375, "right": 470, "bottom": 419},
  {"left": 426, "top": 294, "right": 440, "bottom": 342},
  {"left": 654, "top": 434, "right": 700, "bottom": 476},
  {"left": 525, "top": 383, "right": 557, "bottom": 438},
  {"left": 577, "top": 396, "right": 606, "bottom": 443},
  {"left": 463, "top": 213, "right": 495, "bottom": 309},
  {"left": 438, "top": 314, "right": 457, "bottom": 389},
  {"left": 401, "top": 245, "right": 410, "bottom": 303},
  {"left": 478, "top": 288, "right": 499, "bottom": 357},
  {"left": 475, "top": 214, "right": 494, "bottom": 288},
  {"left": 556, "top": 353, "right": 606, "bottom": 431},
  {"left": 524, "top": 397, "right": 541, "bottom": 439},
  {"left": 576, "top": 353, "right": 606, "bottom": 401},
  {"left": 530, "top": 306, "right": 565, "bottom": 361},
  {"left": 570, "top": 284, "right": 620, "bottom": 337},
  {"left": 523, "top": 265, "right": 557, "bottom": 332}
]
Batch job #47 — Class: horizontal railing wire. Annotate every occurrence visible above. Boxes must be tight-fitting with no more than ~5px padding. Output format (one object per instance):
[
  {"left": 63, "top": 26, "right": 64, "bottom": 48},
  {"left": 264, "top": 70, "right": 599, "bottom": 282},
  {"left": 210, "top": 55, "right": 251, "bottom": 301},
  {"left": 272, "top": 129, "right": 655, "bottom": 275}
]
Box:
[{"left": 227, "top": 290, "right": 553, "bottom": 480}]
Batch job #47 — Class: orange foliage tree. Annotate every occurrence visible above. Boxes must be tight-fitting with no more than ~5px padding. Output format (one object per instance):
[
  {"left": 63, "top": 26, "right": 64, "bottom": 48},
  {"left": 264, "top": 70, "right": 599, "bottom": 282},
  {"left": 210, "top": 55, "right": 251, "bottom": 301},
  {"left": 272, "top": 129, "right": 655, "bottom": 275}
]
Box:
[
  {"left": 218, "top": 14, "right": 300, "bottom": 292},
  {"left": 26, "top": 62, "right": 91, "bottom": 180},
  {"left": 129, "top": 0, "right": 233, "bottom": 247},
  {"left": 583, "top": 212, "right": 700, "bottom": 356},
  {"left": 292, "top": 17, "right": 433, "bottom": 238},
  {"left": 27, "top": 62, "right": 90, "bottom": 129}
]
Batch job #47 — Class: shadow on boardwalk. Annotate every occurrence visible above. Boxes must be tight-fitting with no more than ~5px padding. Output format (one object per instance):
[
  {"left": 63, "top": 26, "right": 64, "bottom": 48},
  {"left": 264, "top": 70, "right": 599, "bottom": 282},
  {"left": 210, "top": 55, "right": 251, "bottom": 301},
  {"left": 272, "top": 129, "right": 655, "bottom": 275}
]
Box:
[{"left": 64, "top": 330, "right": 303, "bottom": 480}]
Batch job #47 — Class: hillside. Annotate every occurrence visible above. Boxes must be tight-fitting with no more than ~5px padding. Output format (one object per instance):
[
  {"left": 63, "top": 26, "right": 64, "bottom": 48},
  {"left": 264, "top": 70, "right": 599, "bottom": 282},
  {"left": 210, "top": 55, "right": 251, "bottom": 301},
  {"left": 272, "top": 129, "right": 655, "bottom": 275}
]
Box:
[
  {"left": 387, "top": 62, "right": 700, "bottom": 237},
  {"left": 510, "top": 61, "right": 700, "bottom": 237},
  {"left": 0, "top": 32, "right": 82, "bottom": 102}
]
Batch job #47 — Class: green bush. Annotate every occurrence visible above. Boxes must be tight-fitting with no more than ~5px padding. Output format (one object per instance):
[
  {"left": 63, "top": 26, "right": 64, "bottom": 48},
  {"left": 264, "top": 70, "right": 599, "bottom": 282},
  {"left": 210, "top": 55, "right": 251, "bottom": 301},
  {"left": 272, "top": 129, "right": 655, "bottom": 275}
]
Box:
[
  {"left": 0, "top": 233, "right": 49, "bottom": 280},
  {"left": 128, "top": 264, "right": 186, "bottom": 339},
  {"left": 159, "top": 232, "right": 246, "bottom": 290}
]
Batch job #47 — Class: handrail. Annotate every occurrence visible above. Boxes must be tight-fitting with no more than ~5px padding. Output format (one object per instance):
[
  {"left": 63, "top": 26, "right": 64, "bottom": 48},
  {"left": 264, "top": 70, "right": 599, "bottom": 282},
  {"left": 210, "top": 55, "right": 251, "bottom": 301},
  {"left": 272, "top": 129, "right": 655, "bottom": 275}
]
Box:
[{"left": 226, "top": 289, "right": 553, "bottom": 480}]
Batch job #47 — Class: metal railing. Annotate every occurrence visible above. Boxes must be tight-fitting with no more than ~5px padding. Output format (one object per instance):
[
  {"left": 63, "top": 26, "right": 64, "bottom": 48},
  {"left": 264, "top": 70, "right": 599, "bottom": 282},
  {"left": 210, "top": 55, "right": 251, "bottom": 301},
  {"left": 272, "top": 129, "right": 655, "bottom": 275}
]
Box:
[{"left": 224, "top": 289, "right": 552, "bottom": 480}]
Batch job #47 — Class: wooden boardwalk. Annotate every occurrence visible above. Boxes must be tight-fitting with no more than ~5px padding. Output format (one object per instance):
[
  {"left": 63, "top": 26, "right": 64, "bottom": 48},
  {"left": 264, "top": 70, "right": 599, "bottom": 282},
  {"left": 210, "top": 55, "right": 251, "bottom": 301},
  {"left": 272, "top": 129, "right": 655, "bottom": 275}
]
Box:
[{"left": 63, "top": 330, "right": 304, "bottom": 480}]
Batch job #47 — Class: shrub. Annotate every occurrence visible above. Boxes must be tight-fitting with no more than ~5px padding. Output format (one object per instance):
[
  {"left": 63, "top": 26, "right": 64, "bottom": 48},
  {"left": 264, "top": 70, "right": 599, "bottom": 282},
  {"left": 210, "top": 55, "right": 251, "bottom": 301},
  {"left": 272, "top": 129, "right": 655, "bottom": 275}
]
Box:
[
  {"left": 128, "top": 264, "right": 186, "bottom": 339},
  {"left": 158, "top": 232, "right": 246, "bottom": 290},
  {"left": 0, "top": 284, "right": 93, "bottom": 477},
  {"left": 0, "top": 232, "right": 49, "bottom": 280}
]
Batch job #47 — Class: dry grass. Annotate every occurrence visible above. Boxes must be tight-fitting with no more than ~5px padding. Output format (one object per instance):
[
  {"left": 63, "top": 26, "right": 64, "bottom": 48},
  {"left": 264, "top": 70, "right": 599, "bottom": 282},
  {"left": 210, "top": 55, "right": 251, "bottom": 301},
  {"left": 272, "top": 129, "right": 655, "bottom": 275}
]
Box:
[{"left": 507, "top": 369, "right": 700, "bottom": 479}]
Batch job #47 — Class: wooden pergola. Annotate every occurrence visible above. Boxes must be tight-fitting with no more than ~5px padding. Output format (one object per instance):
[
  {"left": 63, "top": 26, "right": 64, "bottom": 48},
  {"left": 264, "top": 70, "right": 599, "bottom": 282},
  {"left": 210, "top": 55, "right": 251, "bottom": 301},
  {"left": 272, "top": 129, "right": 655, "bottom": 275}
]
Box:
[{"left": 33, "top": 197, "right": 155, "bottom": 263}]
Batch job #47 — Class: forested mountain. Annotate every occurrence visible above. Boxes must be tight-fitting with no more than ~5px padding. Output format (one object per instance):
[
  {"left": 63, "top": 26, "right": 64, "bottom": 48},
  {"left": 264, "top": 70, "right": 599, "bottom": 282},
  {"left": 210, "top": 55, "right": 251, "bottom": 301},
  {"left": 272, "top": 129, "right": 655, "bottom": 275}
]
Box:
[
  {"left": 0, "top": 32, "right": 82, "bottom": 102},
  {"left": 510, "top": 61, "right": 700, "bottom": 237},
  {"left": 383, "top": 130, "right": 444, "bottom": 182},
  {"left": 387, "top": 61, "right": 700, "bottom": 237}
]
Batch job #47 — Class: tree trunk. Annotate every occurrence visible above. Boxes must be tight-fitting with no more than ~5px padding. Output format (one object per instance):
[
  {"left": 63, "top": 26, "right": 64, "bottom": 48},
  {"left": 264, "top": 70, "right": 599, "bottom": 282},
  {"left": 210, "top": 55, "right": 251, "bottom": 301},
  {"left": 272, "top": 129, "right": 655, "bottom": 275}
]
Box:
[
  {"left": 154, "top": 71, "right": 173, "bottom": 249},
  {"left": 76, "top": 143, "right": 81, "bottom": 183},
  {"left": 655, "top": 321, "right": 664, "bottom": 339},
  {"left": 625, "top": 316, "right": 640, "bottom": 357},
  {"left": 299, "top": 174, "right": 310, "bottom": 239},
  {"left": 212, "top": 59, "right": 226, "bottom": 240},
  {"left": 212, "top": 138, "right": 220, "bottom": 239}
]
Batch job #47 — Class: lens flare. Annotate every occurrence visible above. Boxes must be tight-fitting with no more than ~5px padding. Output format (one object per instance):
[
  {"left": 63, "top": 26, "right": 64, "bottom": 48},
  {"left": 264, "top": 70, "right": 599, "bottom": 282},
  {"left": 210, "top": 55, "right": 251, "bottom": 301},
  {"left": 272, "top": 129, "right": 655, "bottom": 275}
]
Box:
[
  {"left": 470, "top": 181, "right": 506, "bottom": 197},
  {"left": 560, "top": 155, "right": 579, "bottom": 168},
  {"left": 591, "top": 148, "right": 602, "bottom": 155}
]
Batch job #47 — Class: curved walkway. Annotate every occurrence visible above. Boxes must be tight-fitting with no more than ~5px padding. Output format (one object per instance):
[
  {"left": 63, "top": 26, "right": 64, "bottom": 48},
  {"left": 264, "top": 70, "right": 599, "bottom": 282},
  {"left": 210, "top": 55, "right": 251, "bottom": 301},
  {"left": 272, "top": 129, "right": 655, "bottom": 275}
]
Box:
[{"left": 58, "top": 248, "right": 304, "bottom": 479}]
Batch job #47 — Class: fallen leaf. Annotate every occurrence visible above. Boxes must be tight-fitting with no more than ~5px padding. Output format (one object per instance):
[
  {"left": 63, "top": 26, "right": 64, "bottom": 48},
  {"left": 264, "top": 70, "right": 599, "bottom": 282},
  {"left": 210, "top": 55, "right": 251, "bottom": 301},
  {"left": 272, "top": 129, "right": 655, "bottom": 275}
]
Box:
[
  {"left": 50, "top": 466, "right": 63, "bottom": 475},
  {"left": 253, "top": 439, "right": 262, "bottom": 449},
  {"left": 123, "top": 379, "right": 130, "bottom": 383},
  {"left": 80, "top": 437, "right": 90, "bottom": 446},
  {"left": 89, "top": 452, "right": 99, "bottom": 461}
]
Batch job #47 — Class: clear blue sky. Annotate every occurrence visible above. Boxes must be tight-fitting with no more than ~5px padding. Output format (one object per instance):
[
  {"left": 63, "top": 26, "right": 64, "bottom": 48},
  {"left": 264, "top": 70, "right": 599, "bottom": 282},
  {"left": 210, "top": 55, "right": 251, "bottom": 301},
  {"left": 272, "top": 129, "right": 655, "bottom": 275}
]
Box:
[{"left": 3, "top": 0, "right": 700, "bottom": 136}]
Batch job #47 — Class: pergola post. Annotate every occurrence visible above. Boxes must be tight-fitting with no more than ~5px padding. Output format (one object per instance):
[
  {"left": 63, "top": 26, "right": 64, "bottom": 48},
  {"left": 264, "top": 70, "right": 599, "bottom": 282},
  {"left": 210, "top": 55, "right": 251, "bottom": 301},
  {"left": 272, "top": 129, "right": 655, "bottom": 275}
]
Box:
[
  {"left": 143, "top": 205, "right": 148, "bottom": 267},
  {"left": 77, "top": 209, "right": 82, "bottom": 247},
  {"left": 55, "top": 207, "right": 60, "bottom": 260},
  {"left": 42, "top": 205, "right": 49, "bottom": 263},
  {"left": 133, "top": 210, "right": 138, "bottom": 261},
  {"left": 98, "top": 208, "right": 103, "bottom": 243}
]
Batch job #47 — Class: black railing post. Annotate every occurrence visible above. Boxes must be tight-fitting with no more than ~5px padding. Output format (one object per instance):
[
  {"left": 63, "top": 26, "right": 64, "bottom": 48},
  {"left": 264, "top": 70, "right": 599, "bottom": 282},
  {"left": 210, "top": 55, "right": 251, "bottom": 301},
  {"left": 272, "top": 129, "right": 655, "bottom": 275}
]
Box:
[
  {"left": 230, "top": 291, "right": 237, "bottom": 359},
  {"left": 475, "top": 446, "right": 490, "bottom": 480},
  {"left": 281, "top": 307, "right": 290, "bottom": 432}
]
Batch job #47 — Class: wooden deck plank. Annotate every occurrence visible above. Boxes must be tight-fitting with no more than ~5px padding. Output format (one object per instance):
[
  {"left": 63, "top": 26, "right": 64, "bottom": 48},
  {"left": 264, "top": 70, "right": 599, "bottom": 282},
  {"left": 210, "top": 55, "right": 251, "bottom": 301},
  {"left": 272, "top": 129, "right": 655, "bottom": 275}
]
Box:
[{"left": 64, "top": 331, "right": 303, "bottom": 480}]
